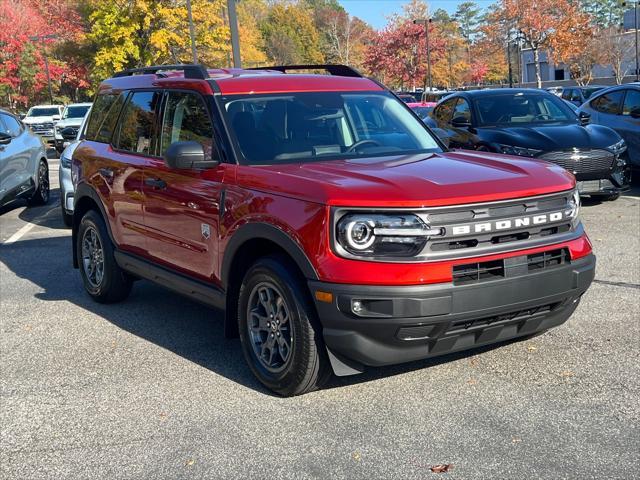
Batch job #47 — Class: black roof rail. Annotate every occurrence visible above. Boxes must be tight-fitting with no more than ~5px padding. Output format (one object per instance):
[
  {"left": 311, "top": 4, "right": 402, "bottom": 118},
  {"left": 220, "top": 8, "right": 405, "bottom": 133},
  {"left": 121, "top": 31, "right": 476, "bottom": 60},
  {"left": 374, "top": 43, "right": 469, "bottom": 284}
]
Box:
[
  {"left": 112, "top": 64, "right": 209, "bottom": 80},
  {"left": 249, "top": 64, "right": 363, "bottom": 78}
]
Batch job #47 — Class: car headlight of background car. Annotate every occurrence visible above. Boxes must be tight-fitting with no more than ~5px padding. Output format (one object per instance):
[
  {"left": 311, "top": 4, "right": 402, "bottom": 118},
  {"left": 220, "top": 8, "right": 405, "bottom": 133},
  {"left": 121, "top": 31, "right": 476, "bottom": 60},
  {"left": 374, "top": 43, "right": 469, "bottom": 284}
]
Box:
[
  {"left": 494, "top": 144, "right": 542, "bottom": 157},
  {"left": 608, "top": 139, "right": 627, "bottom": 156},
  {"left": 335, "top": 213, "right": 443, "bottom": 258},
  {"left": 60, "top": 151, "right": 73, "bottom": 169},
  {"left": 565, "top": 189, "right": 581, "bottom": 223}
]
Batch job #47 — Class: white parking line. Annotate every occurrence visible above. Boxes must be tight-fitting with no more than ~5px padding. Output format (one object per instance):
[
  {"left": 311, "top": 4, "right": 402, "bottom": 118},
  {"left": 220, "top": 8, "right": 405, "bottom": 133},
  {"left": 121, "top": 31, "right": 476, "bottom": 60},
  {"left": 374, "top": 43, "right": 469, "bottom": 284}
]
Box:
[{"left": 3, "top": 222, "right": 37, "bottom": 245}]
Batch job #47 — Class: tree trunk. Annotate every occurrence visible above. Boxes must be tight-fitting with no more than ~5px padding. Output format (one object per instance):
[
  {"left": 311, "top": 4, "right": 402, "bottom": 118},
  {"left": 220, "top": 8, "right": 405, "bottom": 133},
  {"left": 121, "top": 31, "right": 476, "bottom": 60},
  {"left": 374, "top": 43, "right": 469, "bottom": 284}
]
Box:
[{"left": 533, "top": 47, "right": 542, "bottom": 88}]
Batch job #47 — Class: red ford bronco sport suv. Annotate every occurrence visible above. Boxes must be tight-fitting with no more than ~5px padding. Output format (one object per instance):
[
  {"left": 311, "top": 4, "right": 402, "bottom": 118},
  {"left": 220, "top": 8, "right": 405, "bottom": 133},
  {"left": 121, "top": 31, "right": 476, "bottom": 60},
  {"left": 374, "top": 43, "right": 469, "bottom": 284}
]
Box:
[{"left": 72, "top": 64, "right": 595, "bottom": 396}]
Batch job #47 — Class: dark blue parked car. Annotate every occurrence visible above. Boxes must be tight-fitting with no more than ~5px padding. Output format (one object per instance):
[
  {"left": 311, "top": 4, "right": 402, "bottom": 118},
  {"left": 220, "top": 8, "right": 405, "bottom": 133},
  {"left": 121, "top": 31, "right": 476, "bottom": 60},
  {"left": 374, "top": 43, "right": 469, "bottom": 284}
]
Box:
[{"left": 577, "top": 83, "right": 640, "bottom": 168}]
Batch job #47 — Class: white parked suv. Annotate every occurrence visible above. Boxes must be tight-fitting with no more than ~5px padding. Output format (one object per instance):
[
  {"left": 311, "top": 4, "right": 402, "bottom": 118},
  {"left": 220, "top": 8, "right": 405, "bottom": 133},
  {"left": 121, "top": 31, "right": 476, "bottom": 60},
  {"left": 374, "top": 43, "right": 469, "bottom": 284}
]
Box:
[
  {"left": 21, "top": 104, "right": 64, "bottom": 145},
  {"left": 54, "top": 103, "right": 92, "bottom": 153},
  {"left": 58, "top": 108, "right": 90, "bottom": 226}
]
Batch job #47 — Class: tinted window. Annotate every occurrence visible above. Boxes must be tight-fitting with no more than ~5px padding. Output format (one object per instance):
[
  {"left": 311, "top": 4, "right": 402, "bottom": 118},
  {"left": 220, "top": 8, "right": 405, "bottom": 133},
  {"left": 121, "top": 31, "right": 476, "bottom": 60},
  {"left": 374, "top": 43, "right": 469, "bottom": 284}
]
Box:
[
  {"left": 0, "top": 114, "right": 22, "bottom": 137},
  {"left": 63, "top": 105, "right": 91, "bottom": 119},
  {"left": 570, "top": 90, "right": 582, "bottom": 102},
  {"left": 116, "top": 91, "right": 160, "bottom": 155},
  {"left": 561, "top": 89, "right": 572, "bottom": 100},
  {"left": 86, "top": 94, "right": 124, "bottom": 142},
  {"left": 160, "top": 91, "right": 215, "bottom": 159},
  {"left": 622, "top": 90, "right": 640, "bottom": 116},
  {"left": 582, "top": 87, "right": 603, "bottom": 100},
  {"left": 591, "top": 91, "right": 624, "bottom": 114},
  {"left": 222, "top": 91, "right": 440, "bottom": 164},
  {"left": 452, "top": 99, "right": 471, "bottom": 122},
  {"left": 475, "top": 93, "right": 574, "bottom": 126},
  {"left": 434, "top": 98, "right": 456, "bottom": 124}
]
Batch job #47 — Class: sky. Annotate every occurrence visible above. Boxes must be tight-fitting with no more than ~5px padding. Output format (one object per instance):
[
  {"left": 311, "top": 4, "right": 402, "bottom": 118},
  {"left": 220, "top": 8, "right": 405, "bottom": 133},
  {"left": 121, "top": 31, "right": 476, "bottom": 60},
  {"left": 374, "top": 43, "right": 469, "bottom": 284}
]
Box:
[{"left": 338, "top": 0, "right": 494, "bottom": 29}]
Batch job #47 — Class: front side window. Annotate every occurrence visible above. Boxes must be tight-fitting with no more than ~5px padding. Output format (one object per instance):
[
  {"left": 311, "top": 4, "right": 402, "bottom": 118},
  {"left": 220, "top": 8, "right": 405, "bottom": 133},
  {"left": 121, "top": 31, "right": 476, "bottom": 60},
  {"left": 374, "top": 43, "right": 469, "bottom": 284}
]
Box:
[
  {"left": 116, "top": 91, "right": 160, "bottom": 155},
  {"left": 221, "top": 91, "right": 441, "bottom": 164},
  {"left": 160, "top": 91, "right": 215, "bottom": 159},
  {"left": 622, "top": 90, "right": 640, "bottom": 116},
  {"left": 434, "top": 98, "right": 456, "bottom": 124},
  {"left": 475, "top": 93, "right": 575, "bottom": 126},
  {"left": 591, "top": 91, "right": 624, "bottom": 114},
  {"left": 63, "top": 105, "right": 91, "bottom": 119}
]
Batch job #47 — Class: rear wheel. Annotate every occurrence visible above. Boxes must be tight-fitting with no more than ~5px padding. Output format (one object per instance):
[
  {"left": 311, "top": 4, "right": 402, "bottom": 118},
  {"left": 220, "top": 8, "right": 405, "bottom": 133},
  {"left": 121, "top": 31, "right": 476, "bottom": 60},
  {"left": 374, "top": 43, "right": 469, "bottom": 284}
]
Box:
[
  {"left": 77, "top": 210, "right": 132, "bottom": 303},
  {"left": 28, "top": 159, "right": 49, "bottom": 206},
  {"left": 238, "top": 255, "right": 330, "bottom": 396}
]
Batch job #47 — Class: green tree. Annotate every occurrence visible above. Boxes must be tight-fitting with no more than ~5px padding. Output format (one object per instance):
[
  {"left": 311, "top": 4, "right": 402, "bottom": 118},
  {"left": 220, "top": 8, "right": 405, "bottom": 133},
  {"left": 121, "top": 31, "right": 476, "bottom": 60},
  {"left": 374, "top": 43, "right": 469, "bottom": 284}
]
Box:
[
  {"left": 260, "top": 3, "right": 323, "bottom": 64},
  {"left": 454, "top": 1, "right": 482, "bottom": 64}
]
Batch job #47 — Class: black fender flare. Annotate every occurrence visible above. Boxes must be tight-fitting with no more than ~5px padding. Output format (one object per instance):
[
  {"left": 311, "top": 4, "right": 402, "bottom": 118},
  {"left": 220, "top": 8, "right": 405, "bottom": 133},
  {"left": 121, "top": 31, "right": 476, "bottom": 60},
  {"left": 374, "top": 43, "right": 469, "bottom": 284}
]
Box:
[
  {"left": 72, "top": 182, "right": 115, "bottom": 268},
  {"left": 220, "top": 223, "right": 319, "bottom": 288}
]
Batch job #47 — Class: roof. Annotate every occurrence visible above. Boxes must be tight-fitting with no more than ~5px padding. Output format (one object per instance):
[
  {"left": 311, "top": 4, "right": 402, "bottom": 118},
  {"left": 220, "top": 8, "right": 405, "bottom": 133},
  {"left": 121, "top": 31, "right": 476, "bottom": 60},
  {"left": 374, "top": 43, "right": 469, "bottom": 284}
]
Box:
[
  {"left": 455, "top": 88, "right": 556, "bottom": 97},
  {"left": 65, "top": 102, "right": 93, "bottom": 107},
  {"left": 100, "top": 66, "right": 383, "bottom": 96}
]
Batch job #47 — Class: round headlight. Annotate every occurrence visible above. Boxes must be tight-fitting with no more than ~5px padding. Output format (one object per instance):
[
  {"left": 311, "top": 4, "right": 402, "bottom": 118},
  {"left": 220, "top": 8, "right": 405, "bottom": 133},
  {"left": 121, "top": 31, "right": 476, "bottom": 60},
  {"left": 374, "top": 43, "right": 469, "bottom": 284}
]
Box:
[{"left": 345, "top": 219, "right": 376, "bottom": 250}]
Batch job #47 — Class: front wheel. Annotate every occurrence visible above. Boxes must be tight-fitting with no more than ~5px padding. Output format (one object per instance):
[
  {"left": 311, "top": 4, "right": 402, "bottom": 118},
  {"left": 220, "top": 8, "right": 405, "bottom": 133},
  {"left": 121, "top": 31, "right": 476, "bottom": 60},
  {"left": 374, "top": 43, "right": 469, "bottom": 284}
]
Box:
[
  {"left": 28, "top": 159, "right": 49, "bottom": 206},
  {"left": 238, "top": 256, "right": 330, "bottom": 396}
]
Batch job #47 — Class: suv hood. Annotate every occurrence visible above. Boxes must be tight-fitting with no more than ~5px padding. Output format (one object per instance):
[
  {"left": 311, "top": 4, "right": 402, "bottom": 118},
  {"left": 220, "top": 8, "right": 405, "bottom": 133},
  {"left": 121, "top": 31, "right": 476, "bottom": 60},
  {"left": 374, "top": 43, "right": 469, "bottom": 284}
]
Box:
[
  {"left": 236, "top": 150, "right": 576, "bottom": 207},
  {"left": 23, "top": 116, "right": 56, "bottom": 124},
  {"left": 55, "top": 117, "right": 83, "bottom": 128},
  {"left": 479, "top": 123, "right": 619, "bottom": 151}
]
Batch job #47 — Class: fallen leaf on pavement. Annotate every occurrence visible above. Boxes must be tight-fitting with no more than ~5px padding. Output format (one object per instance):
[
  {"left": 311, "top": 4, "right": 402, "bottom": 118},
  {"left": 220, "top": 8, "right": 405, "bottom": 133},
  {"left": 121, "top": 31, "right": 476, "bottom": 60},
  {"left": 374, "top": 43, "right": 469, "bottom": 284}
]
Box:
[
  {"left": 352, "top": 451, "right": 361, "bottom": 462},
  {"left": 527, "top": 344, "right": 537, "bottom": 352},
  {"left": 430, "top": 464, "right": 453, "bottom": 473},
  {"left": 185, "top": 458, "right": 195, "bottom": 467},
  {"left": 467, "top": 378, "right": 477, "bottom": 385},
  {"left": 559, "top": 370, "right": 574, "bottom": 378}
]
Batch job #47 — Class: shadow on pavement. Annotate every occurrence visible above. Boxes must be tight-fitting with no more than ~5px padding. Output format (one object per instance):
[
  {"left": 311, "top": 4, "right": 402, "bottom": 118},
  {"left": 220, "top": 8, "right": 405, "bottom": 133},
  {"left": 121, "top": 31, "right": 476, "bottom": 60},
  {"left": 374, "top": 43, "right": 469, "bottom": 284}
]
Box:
[{"left": 1, "top": 231, "right": 526, "bottom": 397}]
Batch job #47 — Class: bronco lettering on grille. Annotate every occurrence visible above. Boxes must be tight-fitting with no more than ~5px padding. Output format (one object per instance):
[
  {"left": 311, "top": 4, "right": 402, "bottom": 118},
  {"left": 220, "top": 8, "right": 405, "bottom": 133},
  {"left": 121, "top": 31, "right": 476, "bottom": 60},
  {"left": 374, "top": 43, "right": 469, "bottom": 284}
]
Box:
[{"left": 450, "top": 211, "right": 565, "bottom": 236}]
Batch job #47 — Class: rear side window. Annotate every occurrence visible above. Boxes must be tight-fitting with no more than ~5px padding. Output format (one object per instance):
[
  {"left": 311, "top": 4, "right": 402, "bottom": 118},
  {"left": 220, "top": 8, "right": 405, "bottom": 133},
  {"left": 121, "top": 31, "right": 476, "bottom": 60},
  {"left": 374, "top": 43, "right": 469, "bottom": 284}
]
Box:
[
  {"left": 160, "top": 91, "right": 215, "bottom": 159},
  {"left": 591, "top": 91, "right": 624, "bottom": 114},
  {"left": 86, "top": 93, "right": 126, "bottom": 143},
  {"left": 622, "top": 90, "right": 640, "bottom": 116},
  {"left": 116, "top": 91, "right": 161, "bottom": 155},
  {"left": 561, "top": 89, "right": 572, "bottom": 100}
]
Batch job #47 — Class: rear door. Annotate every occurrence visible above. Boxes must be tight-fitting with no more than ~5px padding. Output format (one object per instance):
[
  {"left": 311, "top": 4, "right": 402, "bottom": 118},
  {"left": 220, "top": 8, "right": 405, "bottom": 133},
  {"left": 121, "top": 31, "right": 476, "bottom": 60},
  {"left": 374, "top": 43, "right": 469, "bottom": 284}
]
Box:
[{"left": 142, "top": 90, "right": 230, "bottom": 284}]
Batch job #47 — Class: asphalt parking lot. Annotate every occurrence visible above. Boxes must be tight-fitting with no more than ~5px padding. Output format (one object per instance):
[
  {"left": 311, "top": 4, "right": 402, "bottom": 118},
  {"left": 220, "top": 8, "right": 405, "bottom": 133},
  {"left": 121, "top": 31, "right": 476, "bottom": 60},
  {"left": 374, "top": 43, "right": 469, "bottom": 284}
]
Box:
[{"left": 1, "top": 161, "right": 638, "bottom": 479}]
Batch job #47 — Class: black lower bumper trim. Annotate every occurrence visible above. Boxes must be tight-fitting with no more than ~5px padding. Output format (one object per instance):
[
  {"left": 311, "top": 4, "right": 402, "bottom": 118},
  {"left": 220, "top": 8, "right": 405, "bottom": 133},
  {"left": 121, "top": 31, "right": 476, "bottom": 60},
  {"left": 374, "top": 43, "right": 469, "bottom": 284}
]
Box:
[{"left": 309, "top": 254, "right": 595, "bottom": 373}]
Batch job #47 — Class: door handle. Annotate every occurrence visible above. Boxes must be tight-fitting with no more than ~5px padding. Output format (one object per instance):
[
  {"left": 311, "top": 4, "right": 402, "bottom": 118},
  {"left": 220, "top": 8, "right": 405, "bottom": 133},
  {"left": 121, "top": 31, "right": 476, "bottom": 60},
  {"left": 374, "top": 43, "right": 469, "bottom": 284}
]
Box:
[{"left": 144, "top": 177, "right": 167, "bottom": 189}]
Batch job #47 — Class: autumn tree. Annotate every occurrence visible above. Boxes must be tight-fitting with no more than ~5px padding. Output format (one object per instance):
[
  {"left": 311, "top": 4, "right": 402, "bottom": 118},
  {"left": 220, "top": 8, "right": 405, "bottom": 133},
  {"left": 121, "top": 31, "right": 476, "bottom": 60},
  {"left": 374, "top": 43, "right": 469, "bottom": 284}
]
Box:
[
  {"left": 431, "top": 16, "right": 469, "bottom": 88},
  {"left": 260, "top": 3, "right": 323, "bottom": 64},
  {"left": 600, "top": 27, "right": 634, "bottom": 84},
  {"left": 500, "top": 0, "right": 593, "bottom": 88}
]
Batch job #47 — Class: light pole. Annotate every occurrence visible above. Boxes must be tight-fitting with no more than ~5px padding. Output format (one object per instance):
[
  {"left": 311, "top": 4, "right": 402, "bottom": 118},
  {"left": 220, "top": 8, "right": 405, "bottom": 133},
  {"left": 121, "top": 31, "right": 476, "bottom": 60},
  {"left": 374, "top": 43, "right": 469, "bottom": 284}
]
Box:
[
  {"left": 227, "top": 0, "right": 242, "bottom": 68},
  {"left": 29, "top": 34, "right": 57, "bottom": 105},
  {"left": 413, "top": 18, "right": 433, "bottom": 92},
  {"left": 622, "top": 1, "right": 639, "bottom": 81}
]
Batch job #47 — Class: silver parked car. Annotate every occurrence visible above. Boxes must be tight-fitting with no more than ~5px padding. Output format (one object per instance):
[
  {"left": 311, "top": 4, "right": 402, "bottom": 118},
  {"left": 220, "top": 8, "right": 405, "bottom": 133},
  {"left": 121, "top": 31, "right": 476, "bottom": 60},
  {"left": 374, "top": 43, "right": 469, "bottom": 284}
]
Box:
[
  {"left": 0, "top": 109, "right": 50, "bottom": 209},
  {"left": 58, "top": 108, "right": 90, "bottom": 226}
]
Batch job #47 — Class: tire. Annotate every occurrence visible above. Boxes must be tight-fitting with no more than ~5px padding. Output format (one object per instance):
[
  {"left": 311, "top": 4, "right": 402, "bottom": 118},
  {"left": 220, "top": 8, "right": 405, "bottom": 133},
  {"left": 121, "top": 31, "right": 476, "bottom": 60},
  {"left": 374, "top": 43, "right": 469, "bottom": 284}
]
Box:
[
  {"left": 238, "top": 255, "right": 330, "bottom": 396},
  {"left": 60, "top": 195, "right": 72, "bottom": 227},
  {"left": 77, "top": 210, "right": 132, "bottom": 303},
  {"left": 601, "top": 193, "right": 620, "bottom": 201},
  {"left": 27, "top": 159, "right": 50, "bottom": 206}
]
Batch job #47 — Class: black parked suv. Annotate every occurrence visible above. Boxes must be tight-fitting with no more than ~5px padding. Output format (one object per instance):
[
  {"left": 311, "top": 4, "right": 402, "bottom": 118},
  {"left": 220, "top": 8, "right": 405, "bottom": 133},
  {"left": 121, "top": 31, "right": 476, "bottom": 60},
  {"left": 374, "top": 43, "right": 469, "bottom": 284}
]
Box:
[{"left": 432, "top": 89, "right": 631, "bottom": 200}]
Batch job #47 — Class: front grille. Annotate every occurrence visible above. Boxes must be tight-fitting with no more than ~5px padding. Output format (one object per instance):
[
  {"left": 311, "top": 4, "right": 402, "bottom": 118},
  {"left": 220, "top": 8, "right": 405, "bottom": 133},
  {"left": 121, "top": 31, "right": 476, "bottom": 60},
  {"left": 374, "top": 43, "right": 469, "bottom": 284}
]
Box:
[
  {"left": 30, "top": 122, "right": 54, "bottom": 134},
  {"left": 539, "top": 149, "right": 614, "bottom": 175},
  {"left": 452, "top": 248, "right": 570, "bottom": 285}
]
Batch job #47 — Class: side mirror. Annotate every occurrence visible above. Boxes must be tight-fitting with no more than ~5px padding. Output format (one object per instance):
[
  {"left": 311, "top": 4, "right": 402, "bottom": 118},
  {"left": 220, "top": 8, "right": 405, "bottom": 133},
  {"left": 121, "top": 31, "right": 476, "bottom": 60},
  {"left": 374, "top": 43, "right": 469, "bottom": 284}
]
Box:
[
  {"left": 60, "top": 127, "right": 77, "bottom": 141},
  {"left": 0, "top": 132, "right": 12, "bottom": 145},
  {"left": 451, "top": 116, "right": 472, "bottom": 128},
  {"left": 629, "top": 107, "right": 640, "bottom": 119},
  {"left": 52, "top": 115, "right": 61, "bottom": 122},
  {"left": 164, "top": 141, "right": 218, "bottom": 169},
  {"left": 578, "top": 111, "right": 591, "bottom": 126}
]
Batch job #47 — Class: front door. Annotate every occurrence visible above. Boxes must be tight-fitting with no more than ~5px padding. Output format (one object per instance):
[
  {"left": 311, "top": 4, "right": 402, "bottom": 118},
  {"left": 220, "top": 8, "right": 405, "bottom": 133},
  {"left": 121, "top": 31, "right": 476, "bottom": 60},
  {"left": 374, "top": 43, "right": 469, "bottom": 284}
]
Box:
[{"left": 142, "top": 90, "right": 230, "bottom": 285}]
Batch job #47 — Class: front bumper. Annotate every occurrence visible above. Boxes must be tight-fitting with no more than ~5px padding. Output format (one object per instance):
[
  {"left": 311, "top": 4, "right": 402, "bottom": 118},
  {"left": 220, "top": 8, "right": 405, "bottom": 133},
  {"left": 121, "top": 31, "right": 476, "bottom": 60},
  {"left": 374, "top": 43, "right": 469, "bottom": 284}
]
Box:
[{"left": 310, "top": 253, "right": 595, "bottom": 373}]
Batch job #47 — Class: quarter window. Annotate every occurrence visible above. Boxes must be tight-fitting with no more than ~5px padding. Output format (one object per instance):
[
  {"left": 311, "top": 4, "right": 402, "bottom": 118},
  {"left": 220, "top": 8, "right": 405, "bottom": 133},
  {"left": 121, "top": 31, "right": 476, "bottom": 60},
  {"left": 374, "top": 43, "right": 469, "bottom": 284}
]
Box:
[
  {"left": 591, "top": 91, "right": 624, "bottom": 114},
  {"left": 86, "top": 94, "right": 125, "bottom": 142},
  {"left": 622, "top": 90, "right": 640, "bottom": 116},
  {"left": 160, "top": 91, "right": 215, "bottom": 159},
  {"left": 116, "top": 91, "right": 160, "bottom": 155}
]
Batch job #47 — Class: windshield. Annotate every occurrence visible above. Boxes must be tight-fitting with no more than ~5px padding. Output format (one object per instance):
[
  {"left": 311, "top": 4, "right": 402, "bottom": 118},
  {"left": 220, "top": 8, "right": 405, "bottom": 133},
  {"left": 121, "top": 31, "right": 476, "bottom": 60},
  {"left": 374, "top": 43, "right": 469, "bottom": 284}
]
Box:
[
  {"left": 63, "top": 105, "right": 91, "bottom": 119},
  {"left": 475, "top": 93, "right": 576, "bottom": 127},
  {"left": 221, "top": 91, "right": 441, "bottom": 164},
  {"left": 28, "top": 107, "right": 60, "bottom": 117}
]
